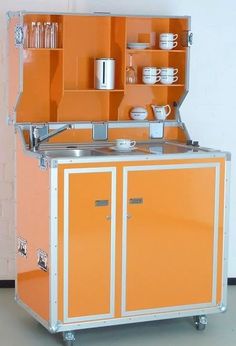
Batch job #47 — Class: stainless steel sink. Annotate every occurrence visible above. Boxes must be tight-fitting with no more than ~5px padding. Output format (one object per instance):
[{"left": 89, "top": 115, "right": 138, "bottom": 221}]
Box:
[{"left": 41, "top": 149, "right": 104, "bottom": 158}]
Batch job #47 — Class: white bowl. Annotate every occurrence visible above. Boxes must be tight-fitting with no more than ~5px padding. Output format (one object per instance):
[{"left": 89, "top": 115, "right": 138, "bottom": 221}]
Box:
[{"left": 130, "top": 107, "right": 148, "bottom": 121}]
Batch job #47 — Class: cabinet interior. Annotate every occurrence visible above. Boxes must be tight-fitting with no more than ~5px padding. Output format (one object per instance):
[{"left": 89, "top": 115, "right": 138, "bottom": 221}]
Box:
[{"left": 15, "top": 14, "right": 189, "bottom": 123}]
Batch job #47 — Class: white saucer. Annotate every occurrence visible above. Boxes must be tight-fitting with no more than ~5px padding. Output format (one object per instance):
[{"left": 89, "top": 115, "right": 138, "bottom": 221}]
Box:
[
  {"left": 127, "top": 42, "right": 150, "bottom": 50},
  {"left": 110, "top": 146, "right": 137, "bottom": 152}
]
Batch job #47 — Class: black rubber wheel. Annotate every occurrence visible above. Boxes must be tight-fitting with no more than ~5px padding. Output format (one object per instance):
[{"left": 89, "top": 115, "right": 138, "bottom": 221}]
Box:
[{"left": 196, "top": 322, "right": 206, "bottom": 331}]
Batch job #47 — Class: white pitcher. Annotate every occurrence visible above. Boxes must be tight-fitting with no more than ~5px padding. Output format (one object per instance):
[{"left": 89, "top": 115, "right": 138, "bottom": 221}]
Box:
[{"left": 151, "top": 104, "right": 171, "bottom": 120}]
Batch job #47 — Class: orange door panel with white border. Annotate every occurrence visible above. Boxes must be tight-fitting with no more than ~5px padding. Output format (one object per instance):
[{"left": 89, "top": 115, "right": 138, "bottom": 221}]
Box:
[
  {"left": 122, "top": 162, "right": 223, "bottom": 315},
  {"left": 62, "top": 167, "right": 116, "bottom": 322}
]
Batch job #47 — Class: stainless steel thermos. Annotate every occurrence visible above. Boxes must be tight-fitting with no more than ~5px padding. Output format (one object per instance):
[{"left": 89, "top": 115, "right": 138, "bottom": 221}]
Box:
[{"left": 95, "top": 58, "right": 115, "bottom": 90}]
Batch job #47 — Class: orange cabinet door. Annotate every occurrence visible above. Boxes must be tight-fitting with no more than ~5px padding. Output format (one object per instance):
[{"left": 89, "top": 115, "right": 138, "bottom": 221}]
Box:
[
  {"left": 63, "top": 167, "right": 116, "bottom": 323},
  {"left": 122, "top": 163, "right": 222, "bottom": 316}
]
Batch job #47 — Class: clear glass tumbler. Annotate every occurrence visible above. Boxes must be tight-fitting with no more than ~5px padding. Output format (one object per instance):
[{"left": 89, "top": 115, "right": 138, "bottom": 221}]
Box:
[
  {"left": 32, "top": 22, "right": 44, "bottom": 48},
  {"left": 29, "top": 22, "right": 36, "bottom": 48},
  {"left": 126, "top": 54, "right": 137, "bottom": 84},
  {"left": 50, "top": 22, "right": 58, "bottom": 49},
  {"left": 44, "top": 22, "right": 52, "bottom": 48}
]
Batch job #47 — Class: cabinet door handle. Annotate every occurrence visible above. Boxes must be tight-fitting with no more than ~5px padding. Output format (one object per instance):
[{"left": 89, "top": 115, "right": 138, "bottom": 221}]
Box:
[
  {"left": 127, "top": 214, "right": 132, "bottom": 220},
  {"left": 129, "top": 198, "right": 143, "bottom": 205},
  {"left": 95, "top": 200, "right": 109, "bottom": 207},
  {"left": 106, "top": 215, "right": 112, "bottom": 221}
]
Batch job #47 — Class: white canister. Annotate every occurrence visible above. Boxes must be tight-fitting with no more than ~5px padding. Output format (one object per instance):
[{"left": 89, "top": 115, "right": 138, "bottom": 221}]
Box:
[{"left": 95, "top": 58, "right": 115, "bottom": 90}]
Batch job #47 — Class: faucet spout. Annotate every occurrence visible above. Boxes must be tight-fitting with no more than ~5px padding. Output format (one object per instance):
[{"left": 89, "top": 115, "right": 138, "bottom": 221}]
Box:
[
  {"left": 31, "top": 124, "right": 72, "bottom": 151},
  {"left": 39, "top": 124, "right": 71, "bottom": 143}
]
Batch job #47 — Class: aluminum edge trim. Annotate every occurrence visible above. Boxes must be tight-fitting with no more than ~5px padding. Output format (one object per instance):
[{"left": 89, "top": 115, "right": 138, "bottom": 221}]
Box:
[
  {"left": 6, "top": 11, "right": 190, "bottom": 19},
  {"left": 49, "top": 167, "right": 58, "bottom": 331},
  {"left": 121, "top": 167, "right": 128, "bottom": 316},
  {"left": 16, "top": 298, "right": 52, "bottom": 332},
  {"left": 212, "top": 163, "right": 220, "bottom": 304},
  {"left": 220, "top": 160, "right": 231, "bottom": 311},
  {"left": 55, "top": 306, "right": 221, "bottom": 333}
]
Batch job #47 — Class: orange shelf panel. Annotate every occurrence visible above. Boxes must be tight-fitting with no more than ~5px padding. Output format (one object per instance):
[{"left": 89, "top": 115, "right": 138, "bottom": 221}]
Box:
[
  {"left": 25, "top": 48, "right": 63, "bottom": 51},
  {"left": 64, "top": 89, "right": 124, "bottom": 93},
  {"left": 126, "top": 84, "right": 185, "bottom": 87},
  {"left": 126, "top": 49, "right": 186, "bottom": 53}
]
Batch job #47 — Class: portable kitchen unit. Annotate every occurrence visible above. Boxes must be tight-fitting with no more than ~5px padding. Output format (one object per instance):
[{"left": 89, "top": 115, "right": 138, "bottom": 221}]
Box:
[{"left": 8, "top": 11, "right": 230, "bottom": 346}]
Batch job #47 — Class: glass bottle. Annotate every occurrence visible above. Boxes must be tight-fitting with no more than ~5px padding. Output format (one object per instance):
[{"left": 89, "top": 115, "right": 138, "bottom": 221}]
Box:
[
  {"left": 29, "top": 22, "right": 36, "bottom": 48},
  {"left": 36, "top": 22, "right": 44, "bottom": 48},
  {"left": 126, "top": 54, "right": 137, "bottom": 84},
  {"left": 44, "top": 22, "right": 51, "bottom": 48},
  {"left": 23, "top": 24, "right": 29, "bottom": 48},
  {"left": 50, "top": 22, "right": 58, "bottom": 49}
]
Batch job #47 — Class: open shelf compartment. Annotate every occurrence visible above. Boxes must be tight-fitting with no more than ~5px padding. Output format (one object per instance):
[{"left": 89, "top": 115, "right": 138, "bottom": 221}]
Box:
[{"left": 14, "top": 14, "right": 189, "bottom": 124}]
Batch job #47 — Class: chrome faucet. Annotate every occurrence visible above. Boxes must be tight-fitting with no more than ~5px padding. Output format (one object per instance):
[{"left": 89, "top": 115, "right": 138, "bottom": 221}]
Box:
[{"left": 30, "top": 124, "right": 72, "bottom": 151}]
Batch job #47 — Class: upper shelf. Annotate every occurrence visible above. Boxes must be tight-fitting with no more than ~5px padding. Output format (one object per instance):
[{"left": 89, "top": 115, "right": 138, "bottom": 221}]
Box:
[{"left": 126, "top": 49, "right": 186, "bottom": 53}]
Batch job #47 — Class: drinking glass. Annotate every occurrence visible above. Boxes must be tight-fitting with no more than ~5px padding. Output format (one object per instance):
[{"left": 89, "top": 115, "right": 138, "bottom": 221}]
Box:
[
  {"left": 126, "top": 54, "right": 137, "bottom": 84},
  {"left": 44, "top": 22, "right": 51, "bottom": 48},
  {"left": 50, "top": 22, "right": 59, "bottom": 48}
]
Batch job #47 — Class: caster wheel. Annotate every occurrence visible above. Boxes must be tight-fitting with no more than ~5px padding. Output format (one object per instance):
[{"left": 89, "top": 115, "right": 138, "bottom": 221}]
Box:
[
  {"left": 193, "top": 315, "right": 207, "bottom": 331},
  {"left": 63, "top": 331, "right": 76, "bottom": 346},
  {"left": 64, "top": 341, "right": 74, "bottom": 346}
]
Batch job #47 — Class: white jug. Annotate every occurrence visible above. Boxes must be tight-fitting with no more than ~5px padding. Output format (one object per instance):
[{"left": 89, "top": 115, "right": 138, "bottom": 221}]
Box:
[{"left": 151, "top": 104, "right": 171, "bottom": 121}]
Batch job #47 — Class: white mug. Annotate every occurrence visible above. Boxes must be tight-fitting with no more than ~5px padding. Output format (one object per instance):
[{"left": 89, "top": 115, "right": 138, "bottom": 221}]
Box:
[
  {"left": 143, "top": 67, "right": 161, "bottom": 76},
  {"left": 159, "top": 40, "right": 178, "bottom": 50},
  {"left": 160, "top": 75, "right": 178, "bottom": 85},
  {"left": 151, "top": 104, "right": 171, "bottom": 120},
  {"left": 160, "top": 33, "right": 178, "bottom": 41},
  {"left": 115, "top": 138, "right": 136, "bottom": 150},
  {"left": 142, "top": 75, "right": 161, "bottom": 84},
  {"left": 161, "top": 67, "right": 178, "bottom": 76}
]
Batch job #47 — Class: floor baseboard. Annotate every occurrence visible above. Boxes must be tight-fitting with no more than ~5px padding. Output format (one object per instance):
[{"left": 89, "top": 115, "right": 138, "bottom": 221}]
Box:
[
  {"left": 0, "top": 280, "right": 15, "bottom": 288},
  {"left": 228, "top": 278, "right": 236, "bottom": 285}
]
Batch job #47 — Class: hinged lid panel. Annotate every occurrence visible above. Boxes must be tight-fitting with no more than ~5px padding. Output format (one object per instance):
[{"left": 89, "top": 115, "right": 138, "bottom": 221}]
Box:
[{"left": 9, "top": 12, "right": 191, "bottom": 124}]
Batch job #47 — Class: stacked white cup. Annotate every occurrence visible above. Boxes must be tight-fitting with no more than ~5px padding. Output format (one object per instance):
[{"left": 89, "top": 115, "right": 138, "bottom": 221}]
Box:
[
  {"left": 142, "top": 67, "right": 161, "bottom": 85},
  {"left": 160, "top": 67, "right": 178, "bottom": 85},
  {"left": 159, "top": 33, "right": 178, "bottom": 50}
]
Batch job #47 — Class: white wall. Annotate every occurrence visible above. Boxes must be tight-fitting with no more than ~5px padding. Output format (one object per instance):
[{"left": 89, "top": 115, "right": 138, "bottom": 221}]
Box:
[{"left": 0, "top": 0, "right": 236, "bottom": 278}]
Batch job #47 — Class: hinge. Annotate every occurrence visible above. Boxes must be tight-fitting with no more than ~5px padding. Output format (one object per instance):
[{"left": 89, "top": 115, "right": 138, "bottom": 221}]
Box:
[
  {"left": 188, "top": 31, "right": 193, "bottom": 46},
  {"left": 14, "top": 24, "right": 24, "bottom": 47},
  {"left": 181, "top": 30, "right": 193, "bottom": 47}
]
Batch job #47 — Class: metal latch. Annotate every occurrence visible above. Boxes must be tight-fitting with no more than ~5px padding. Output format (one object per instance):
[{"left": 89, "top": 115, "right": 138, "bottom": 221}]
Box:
[
  {"left": 37, "top": 249, "right": 48, "bottom": 272},
  {"left": 92, "top": 122, "right": 108, "bottom": 141},
  {"left": 149, "top": 122, "right": 164, "bottom": 139},
  {"left": 39, "top": 156, "right": 48, "bottom": 170},
  {"left": 15, "top": 25, "right": 24, "bottom": 47},
  {"left": 17, "top": 237, "right": 27, "bottom": 258}
]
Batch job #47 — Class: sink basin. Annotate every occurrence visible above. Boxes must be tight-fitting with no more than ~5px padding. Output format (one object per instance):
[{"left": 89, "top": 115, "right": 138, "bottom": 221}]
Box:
[{"left": 41, "top": 149, "right": 104, "bottom": 158}]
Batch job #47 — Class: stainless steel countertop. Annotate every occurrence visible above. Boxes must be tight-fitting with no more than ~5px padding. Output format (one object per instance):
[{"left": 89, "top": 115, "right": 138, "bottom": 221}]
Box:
[{"left": 28, "top": 141, "right": 224, "bottom": 160}]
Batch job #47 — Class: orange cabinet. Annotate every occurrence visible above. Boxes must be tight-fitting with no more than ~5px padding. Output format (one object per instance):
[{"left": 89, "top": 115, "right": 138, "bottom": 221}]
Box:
[
  {"left": 10, "top": 10, "right": 230, "bottom": 346},
  {"left": 15, "top": 142, "right": 229, "bottom": 344}
]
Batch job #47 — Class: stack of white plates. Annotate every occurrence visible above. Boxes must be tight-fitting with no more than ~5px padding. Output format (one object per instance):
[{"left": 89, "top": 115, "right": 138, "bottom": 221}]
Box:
[{"left": 127, "top": 42, "right": 150, "bottom": 50}]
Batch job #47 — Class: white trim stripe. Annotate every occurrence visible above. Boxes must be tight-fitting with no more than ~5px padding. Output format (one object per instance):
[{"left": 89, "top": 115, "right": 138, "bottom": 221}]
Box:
[
  {"left": 122, "top": 163, "right": 220, "bottom": 316},
  {"left": 63, "top": 167, "right": 116, "bottom": 323}
]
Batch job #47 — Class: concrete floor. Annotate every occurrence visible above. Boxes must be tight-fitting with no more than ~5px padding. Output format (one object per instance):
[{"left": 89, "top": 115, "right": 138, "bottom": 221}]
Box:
[{"left": 0, "top": 287, "right": 235, "bottom": 346}]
